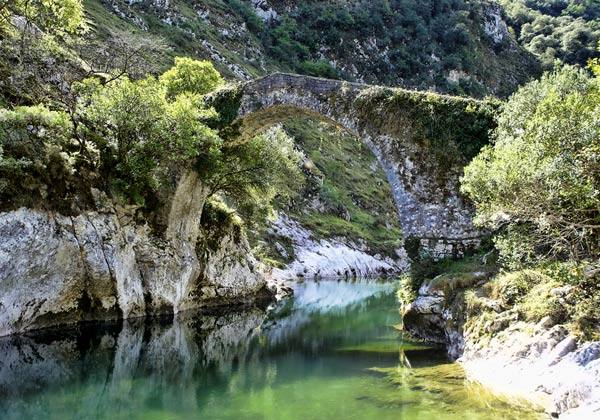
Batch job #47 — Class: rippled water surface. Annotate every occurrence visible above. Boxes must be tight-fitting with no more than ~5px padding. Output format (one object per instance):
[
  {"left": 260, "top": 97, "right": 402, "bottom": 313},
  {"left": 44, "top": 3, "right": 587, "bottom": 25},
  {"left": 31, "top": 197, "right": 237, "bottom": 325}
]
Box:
[{"left": 0, "top": 278, "right": 542, "bottom": 419}]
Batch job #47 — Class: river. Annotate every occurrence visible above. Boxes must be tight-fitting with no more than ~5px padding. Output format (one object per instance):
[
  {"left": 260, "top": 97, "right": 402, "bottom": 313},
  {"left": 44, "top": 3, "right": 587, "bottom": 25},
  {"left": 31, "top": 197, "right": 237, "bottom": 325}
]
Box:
[{"left": 0, "top": 278, "right": 542, "bottom": 419}]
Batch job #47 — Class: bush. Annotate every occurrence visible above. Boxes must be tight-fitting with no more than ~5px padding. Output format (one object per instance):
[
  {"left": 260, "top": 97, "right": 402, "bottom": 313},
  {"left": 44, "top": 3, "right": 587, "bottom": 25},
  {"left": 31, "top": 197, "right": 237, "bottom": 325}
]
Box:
[
  {"left": 0, "top": 106, "right": 75, "bottom": 210},
  {"left": 159, "top": 57, "right": 224, "bottom": 99},
  {"left": 477, "top": 262, "right": 599, "bottom": 338},
  {"left": 519, "top": 280, "right": 565, "bottom": 322},
  {"left": 461, "top": 66, "right": 600, "bottom": 265},
  {"left": 297, "top": 60, "right": 340, "bottom": 79}
]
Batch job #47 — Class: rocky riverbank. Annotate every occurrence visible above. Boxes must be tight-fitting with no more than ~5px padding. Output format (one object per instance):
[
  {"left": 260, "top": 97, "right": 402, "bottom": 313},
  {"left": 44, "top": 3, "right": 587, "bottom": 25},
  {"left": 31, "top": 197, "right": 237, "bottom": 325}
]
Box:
[
  {"left": 269, "top": 215, "right": 407, "bottom": 281},
  {"left": 403, "top": 272, "right": 600, "bottom": 418},
  {"left": 0, "top": 175, "right": 273, "bottom": 337}
]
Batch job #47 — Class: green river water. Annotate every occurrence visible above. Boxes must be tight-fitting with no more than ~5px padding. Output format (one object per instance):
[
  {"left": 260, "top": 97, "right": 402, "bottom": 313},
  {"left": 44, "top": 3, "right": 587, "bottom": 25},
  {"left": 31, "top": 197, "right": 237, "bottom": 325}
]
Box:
[{"left": 0, "top": 278, "right": 543, "bottom": 419}]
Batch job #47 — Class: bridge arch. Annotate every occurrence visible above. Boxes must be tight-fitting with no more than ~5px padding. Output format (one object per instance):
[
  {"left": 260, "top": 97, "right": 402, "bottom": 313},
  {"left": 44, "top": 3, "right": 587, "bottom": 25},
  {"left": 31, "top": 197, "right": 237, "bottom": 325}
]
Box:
[{"left": 217, "top": 73, "right": 497, "bottom": 258}]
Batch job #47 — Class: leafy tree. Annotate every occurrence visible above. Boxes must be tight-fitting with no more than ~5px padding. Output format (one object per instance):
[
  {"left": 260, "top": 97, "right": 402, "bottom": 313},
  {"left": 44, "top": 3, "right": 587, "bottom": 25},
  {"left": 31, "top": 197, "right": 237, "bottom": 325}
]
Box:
[
  {"left": 206, "top": 126, "right": 303, "bottom": 224},
  {"left": 78, "top": 75, "right": 221, "bottom": 202},
  {"left": 79, "top": 61, "right": 301, "bottom": 214},
  {"left": 0, "top": 58, "right": 303, "bottom": 224},
  {"left": 0, "top": 0, "right": 83, "bottom": 36},
  {"left": 159, "top": 57, "right": 224, "bottom": 99},
  {"left": 461, "top": 65, "right": 600, "bottom": 266}
]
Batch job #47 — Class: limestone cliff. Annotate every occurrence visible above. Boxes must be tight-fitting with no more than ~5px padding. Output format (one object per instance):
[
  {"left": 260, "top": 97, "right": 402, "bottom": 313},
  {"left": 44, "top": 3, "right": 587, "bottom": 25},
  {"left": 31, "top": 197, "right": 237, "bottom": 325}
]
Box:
[{"left": 0, "top": 173, "right": 272, "bottom": 337}]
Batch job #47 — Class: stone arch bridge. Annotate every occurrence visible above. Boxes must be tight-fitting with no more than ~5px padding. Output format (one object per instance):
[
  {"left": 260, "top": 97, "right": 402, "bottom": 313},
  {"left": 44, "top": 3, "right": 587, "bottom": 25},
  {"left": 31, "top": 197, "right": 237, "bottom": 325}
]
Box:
[{"left": 212, "top": 73, "right": 497, "bottom": 258}]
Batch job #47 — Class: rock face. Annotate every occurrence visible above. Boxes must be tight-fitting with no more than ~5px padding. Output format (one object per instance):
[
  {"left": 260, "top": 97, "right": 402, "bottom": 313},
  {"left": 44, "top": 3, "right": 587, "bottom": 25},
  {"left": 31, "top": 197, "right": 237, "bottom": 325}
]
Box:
[
  {"left": 0, "top": 173, "right": 271, "bottom": 337},
  {"left": 403, "top": 274, "right": 600, "bottom": 418},
  {"left": 462, "top": 324, "right": 600, "bottom": 419},
  {"left": 225, "top": 73, "right": 494, "bottom": 258},
  {"left": 482, "top": 3, "right": 510, "bottom": 45},
  {"left": 269, "top": 214, "right": 407, "bottom": 281}
]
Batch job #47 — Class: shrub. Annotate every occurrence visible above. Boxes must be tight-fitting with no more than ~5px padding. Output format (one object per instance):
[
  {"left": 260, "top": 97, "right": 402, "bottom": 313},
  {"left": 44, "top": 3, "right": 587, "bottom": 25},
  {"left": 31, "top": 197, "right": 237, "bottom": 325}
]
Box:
[
  {"left": 0, "top": 106, "right": 75, "bottom": 210},
  {"left": 489, "top": 269, "right": 550, "bottom": 306},
  {"left": 159, "top": 57, "right": 224, "bottom": 99},
  {"left": 461, "top": 66, "right": 600, "bottom": 265},
  {"left": 519, "top": 280, "right": 565, "bottom": 322}
]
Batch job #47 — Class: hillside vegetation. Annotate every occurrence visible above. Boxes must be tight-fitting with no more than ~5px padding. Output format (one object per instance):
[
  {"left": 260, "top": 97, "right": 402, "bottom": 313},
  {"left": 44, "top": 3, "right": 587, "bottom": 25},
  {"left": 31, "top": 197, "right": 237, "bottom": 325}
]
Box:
[
  {"left": 81, "top": 0, "right": 542, "bottom": 97},
  {"left": 499, "top": 0, "right": 600, "bottom": 68}
]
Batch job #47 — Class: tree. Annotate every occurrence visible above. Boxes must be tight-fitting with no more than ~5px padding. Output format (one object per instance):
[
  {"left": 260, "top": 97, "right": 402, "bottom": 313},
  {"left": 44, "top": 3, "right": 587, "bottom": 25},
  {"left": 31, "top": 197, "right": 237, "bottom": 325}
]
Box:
[
  {"left": 0, "top": 0, "right": 83, "bottom": 36},
  {"left": 78, "top": 75, "right": 221, "bottom": 202},
  {"left": 461, "top": 65, "right": 600, "bottom": 266},
  {"left": 76, "top": 60, "right": 301, "bottom": 218},
  {"left": 159, "top": 57, "right": 224, "bottom": 99},
  {"left": 204, "top": 126, "right": 303, "bottom": 224}
]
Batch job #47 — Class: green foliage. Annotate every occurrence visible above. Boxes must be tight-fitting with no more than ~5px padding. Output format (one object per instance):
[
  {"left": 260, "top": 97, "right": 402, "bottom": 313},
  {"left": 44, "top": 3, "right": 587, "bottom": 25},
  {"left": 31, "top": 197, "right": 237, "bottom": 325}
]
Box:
[
  {"left": 159, "top": 57, "right": 224, "bottom": 99},
  {"left": 519, "top": 279, "right": 564, "bottom": 322},
  {"left": 204, "top": 83, "right": 244, "bottom": 130},
  {"left": 461, "top": 65, "right": 600, "bottom": 265},
  {"left": 489, "top": 269, "right": 549, "bottom": 306},
  {"left": 397, "top": 274, "right": 417, "bottom": 307},
  {"left": 280, "top": 117, "right": 403, "bottom": 257},
  {"left": 79, "top": 75, "right": 220, "bottom": 203},
  {"left": 477, "top": 262, "right": 600, "bottom": 337},
  {"left": 209, "top": 126, "right": 304, "bottom": 225},
  {"left": 0, "top": 58, "right": 302, "bottom": 225},
  {"left": 0, "top": 105, "right": 75, "bottom": 210},
  {"left": 1, "top": 0, "right": 84, "bottom": 36},
  {"left": 499, "top": 0, "right": 600, "bottom": 69},
  {"left": 263, "top": 0, "right": 479, "bottom": 81}
]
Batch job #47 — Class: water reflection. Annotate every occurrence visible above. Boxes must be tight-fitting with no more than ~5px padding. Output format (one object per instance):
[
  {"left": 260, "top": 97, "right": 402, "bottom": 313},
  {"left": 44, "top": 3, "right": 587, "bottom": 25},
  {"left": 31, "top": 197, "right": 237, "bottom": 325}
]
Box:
[{"left": 0, "top": 278, "right": 541, "bottom": 420}]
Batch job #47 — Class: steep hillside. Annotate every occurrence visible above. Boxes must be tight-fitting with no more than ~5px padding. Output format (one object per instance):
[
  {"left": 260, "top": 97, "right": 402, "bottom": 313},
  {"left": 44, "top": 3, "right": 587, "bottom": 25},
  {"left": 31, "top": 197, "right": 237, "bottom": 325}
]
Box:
[
  {"left": 499, "top": 0, "right": 600, "bottom": 69},
  {"left": 85, "top": 0, "right": 541, "bottom": 97}
]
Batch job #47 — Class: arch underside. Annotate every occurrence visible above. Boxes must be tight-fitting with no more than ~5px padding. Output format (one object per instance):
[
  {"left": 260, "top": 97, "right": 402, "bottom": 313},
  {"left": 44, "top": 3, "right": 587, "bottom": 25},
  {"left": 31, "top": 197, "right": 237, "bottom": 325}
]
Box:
[{"left": 233, "top": 105, "right": 356, "bottom": 140}]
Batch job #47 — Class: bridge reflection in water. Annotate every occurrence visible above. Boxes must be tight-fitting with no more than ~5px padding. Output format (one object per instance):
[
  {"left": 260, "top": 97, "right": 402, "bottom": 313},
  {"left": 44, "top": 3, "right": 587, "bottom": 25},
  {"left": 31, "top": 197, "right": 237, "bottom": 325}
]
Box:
[{"left": 0, "top": 278, "right": 540, "bottom": 420}]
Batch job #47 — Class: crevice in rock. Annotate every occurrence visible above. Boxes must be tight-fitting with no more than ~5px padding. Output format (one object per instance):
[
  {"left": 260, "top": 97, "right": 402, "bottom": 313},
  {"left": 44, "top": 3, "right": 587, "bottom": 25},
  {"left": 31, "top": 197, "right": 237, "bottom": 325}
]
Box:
[{"left": 84, "top": 213, "right": 116, "bottom": 283}]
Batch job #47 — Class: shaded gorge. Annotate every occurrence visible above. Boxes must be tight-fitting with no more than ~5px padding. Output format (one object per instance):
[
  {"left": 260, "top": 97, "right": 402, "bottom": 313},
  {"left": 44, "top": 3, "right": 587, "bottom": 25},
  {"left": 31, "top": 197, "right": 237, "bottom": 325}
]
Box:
[{"left": 0, "top": 278, "right": 542, "bottom": 419}]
